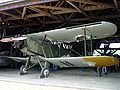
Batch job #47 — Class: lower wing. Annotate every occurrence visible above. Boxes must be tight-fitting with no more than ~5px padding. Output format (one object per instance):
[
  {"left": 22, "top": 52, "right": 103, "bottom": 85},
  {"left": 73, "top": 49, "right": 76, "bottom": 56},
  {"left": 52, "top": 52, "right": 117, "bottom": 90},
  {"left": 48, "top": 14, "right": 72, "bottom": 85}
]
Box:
[{"left": 41, "top": 57, "right": 96, "bottom": 67}]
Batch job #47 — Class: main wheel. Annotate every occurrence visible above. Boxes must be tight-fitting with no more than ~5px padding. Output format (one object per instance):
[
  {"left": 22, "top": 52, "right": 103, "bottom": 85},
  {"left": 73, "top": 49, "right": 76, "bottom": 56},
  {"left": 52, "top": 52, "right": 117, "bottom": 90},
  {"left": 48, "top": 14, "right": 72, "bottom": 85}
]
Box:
[
  {"left": 40, "top": 68, "right": 50, "bottom": 78},
  {"left": 102, "top": 67, "right": 107, "bottom": 75},
  {"left": 20, "top": 65, "right": 28, "bottom": 75}
]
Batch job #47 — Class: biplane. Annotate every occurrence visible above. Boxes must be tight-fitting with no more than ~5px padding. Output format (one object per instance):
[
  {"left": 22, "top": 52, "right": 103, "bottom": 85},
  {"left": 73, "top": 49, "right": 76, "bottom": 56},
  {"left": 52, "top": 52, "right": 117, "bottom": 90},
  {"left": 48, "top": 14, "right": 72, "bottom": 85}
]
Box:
[{"left": 0, "top": 21, "right": 119, "bottom": 78}]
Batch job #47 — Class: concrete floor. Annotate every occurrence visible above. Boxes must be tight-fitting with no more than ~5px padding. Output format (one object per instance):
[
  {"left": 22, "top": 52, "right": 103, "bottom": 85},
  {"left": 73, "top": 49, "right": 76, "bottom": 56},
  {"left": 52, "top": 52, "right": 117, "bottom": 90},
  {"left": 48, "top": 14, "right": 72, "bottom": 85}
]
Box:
[{"left": 0, "top": 68, "right": 120, "bottom": 90}]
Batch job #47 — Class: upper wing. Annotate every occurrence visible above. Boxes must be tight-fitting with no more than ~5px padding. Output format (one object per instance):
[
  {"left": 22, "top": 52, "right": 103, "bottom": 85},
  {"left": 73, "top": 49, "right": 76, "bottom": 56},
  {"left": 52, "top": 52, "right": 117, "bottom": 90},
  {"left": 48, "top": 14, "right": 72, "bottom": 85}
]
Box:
[{"left": 42, "top": 21, "right": 117, "bottom": 42}]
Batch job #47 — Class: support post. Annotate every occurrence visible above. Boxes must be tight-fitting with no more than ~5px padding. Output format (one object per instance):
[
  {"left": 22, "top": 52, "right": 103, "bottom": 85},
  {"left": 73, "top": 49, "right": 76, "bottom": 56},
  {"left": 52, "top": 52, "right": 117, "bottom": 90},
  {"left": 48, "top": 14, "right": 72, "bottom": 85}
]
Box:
[
  {"left": 83, "top": 28, "right": 87, "bottom": 56},
  {"left": 90, "top": 35, "right": 93, "bottom": 56},
  {"left": 97, "top": 67, "right": 102, "bottom": 77},
  {"left": 25, "top": 55, "right": 31, "bottom": 69}
]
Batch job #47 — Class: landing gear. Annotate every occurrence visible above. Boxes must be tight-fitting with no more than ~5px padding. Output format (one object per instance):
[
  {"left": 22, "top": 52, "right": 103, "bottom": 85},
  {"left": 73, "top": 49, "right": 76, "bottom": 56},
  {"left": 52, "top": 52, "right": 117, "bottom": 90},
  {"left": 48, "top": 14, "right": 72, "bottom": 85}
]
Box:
[
  {"left": 20, "top": 55, "right": 32, "bottom": 75},
  {"left": 20, "top": 65, "right": 28, "bottom": 75},
  {"left": 97, "top": 67, "right": 107, "bottom": 76},
  {"left": 19, "top": 55, "right": 50, "bottom": 78},
  {"left": 97, "top": 67, "right": 102, "bottom": 76},
  {"left": 36, "top": 56, "right": 50, "bottom": 78},
  {"left": 40, "top": 68, "right": 50, "bottom": 78},
  {"left": 102, "top": 67, "right": 107, "bottom": 75}
]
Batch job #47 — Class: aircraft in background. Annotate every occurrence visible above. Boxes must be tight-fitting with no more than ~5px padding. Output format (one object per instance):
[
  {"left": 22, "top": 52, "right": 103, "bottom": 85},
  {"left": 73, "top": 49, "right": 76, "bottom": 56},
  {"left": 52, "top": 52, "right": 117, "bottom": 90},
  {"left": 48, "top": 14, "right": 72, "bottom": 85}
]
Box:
[{"left": 0, "top": 21, "right": 119, "bottom": 78}]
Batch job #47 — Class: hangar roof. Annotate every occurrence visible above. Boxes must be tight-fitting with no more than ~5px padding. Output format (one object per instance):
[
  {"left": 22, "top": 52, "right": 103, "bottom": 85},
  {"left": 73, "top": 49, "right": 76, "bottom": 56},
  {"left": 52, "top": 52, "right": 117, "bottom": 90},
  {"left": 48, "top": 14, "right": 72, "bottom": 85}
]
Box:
[
  {"left": 0, "top": 0, "right": 24, "bottom": 5},
  {"left": 0, "top": 0, "right": 120, "bottom": 42}
]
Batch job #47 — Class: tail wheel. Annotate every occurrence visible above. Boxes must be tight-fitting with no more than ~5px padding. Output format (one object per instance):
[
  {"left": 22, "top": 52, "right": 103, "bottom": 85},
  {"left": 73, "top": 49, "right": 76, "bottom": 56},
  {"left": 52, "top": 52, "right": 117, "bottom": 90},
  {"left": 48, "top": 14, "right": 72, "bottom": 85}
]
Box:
[
  {"left": 20, "top": 65, "right": 28, "bottom": 75},
  {"left": 40, "top": 68, "right": 50, "bottom": 78}
]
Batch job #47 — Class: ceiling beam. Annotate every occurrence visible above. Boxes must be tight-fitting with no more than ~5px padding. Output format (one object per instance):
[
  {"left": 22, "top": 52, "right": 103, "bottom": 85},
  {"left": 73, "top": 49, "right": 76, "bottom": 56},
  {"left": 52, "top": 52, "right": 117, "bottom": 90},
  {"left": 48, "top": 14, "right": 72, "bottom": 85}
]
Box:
[
  {"left": 32, "top": 5, "right": 76, "bottom": 12},
  {"left": 26, "top": 5, "right": 114, "bottom": 19},
  {"left": 31, "top": 4, "right": 114, "bottom": 13},
  {"left": 0, "top": 0, "right": 58, "bottom": 11},
  {"left": 68, "top": 0, "right": 114, "bottom": 7},
  {"left": 14, "top": 9, "right": 22, "bottom": 15},
  {"left": 27, "top": 6, "right": 48, "bottom": 15},
  {"left": 66, "top": 0, "right": 92, "bottom": 20},
  {"left": 51, "top": 1, "right": 64, "bottom": 12},
  {"left": 0, "top": 11, "right": 20, "bottom": 19},
  {"left": 22, "top": 7, "right": 27, "bottom": 19},
  {"left": 27, "top": 6, "right": 62, "bottom": 22},
  {"left": 1, "top": 14, "right": 120, "bottom": 29},
  {"left": 27, "top": 6, "right": 55, "bottom": 18},
  {"left": 4, "top": 4, "right": 114, "bottom": 21},
  {"left": 113, "top": 0, "right": 119, "bottom": 7},
  {"left": 113, "top": 0, "right": 120, "bottom": 14}
]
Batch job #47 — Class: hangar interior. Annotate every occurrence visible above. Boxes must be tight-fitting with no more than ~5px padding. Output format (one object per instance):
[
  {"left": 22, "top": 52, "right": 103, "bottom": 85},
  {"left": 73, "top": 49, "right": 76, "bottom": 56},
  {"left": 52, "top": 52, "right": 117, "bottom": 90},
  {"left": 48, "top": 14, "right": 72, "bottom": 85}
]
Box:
[
  {"left": 0, "top": 0, "right": 120, "bottom": 55},
  {"left": 0, "top": 0, "right": 120, "bottom": 35},
  {"left": 0, "top": 0, "right": 120, "bottom": 90}
]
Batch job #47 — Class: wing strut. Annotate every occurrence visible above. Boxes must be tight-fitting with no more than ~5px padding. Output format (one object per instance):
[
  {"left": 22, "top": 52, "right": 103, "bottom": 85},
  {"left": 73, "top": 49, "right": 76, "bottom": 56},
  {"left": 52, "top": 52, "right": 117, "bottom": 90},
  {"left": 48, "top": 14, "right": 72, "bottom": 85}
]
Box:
[
  {"left": 83, "top": 27, "right": 93, "bottom": 56},
  {"left": 90, "top": 35, "right": 93, "bottom": 56},
  {"left": 83, "top": 28, "right": 87, "bottom": 56},
  {"left": 20, "top": 55, "right": 50, "bottom": 78}
]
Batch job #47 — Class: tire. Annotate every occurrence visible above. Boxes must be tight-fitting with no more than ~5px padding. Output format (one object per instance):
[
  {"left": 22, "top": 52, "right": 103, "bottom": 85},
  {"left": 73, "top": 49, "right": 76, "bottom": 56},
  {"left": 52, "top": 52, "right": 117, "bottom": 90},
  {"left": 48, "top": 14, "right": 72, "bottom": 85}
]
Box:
[
  {"left": 20, "top": 65, "right": 28, "bottom": 75},
  {"left": 40, "top": 68, "right": 50, "bottom": 78},
  {"left": 102, "top": 67, "right": 107, "bottom": 75}
]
